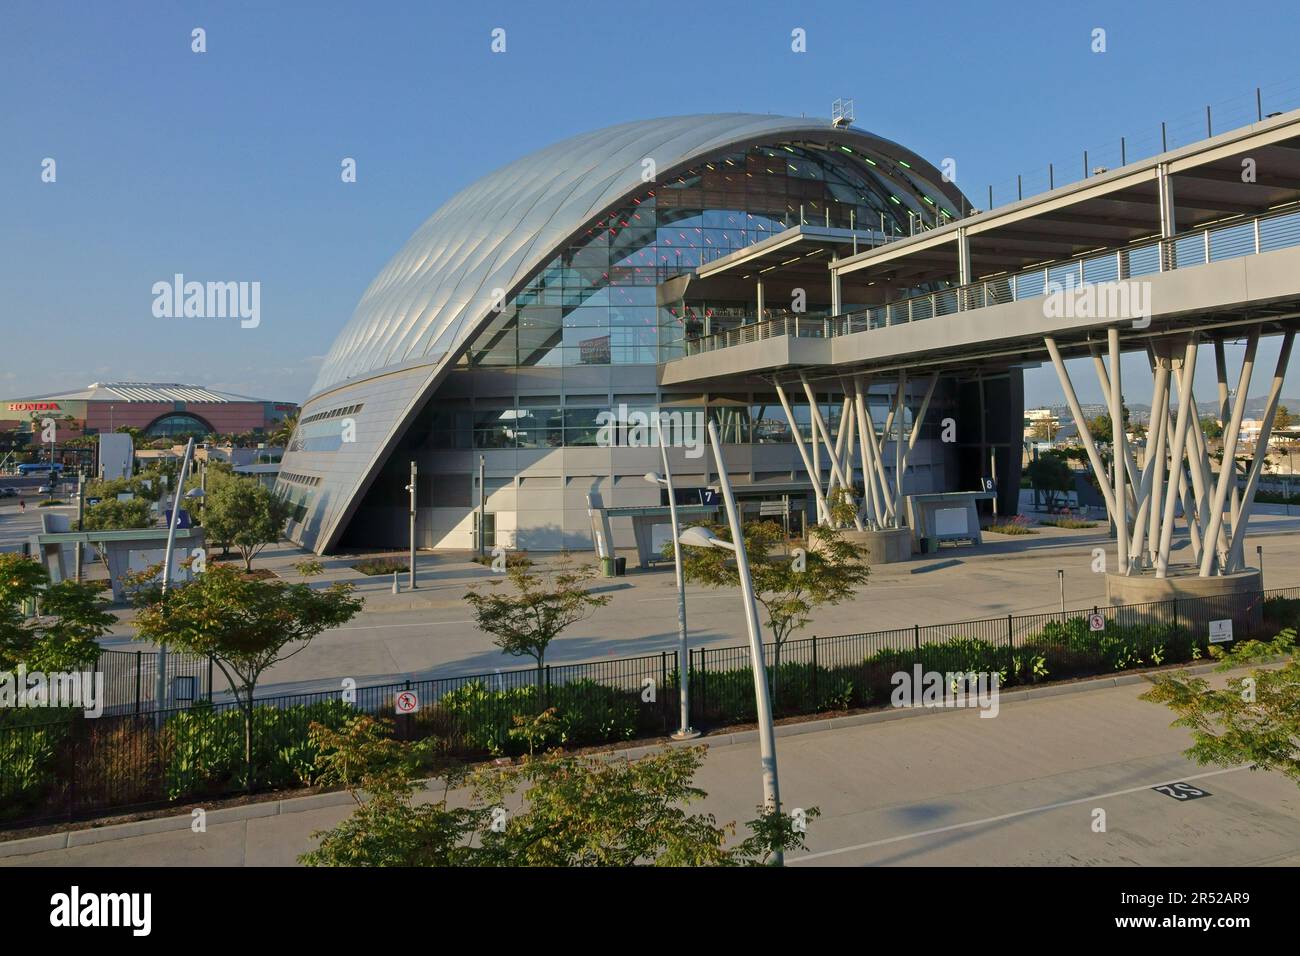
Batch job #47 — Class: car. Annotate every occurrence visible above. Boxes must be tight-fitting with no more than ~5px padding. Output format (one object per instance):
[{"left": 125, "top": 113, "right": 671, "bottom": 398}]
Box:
[
  {"left": 37, "top": 485, "right": 53, "bottom": 495},
  {"left": 0, "top": 487, "right": 17, "bottom": 498}
]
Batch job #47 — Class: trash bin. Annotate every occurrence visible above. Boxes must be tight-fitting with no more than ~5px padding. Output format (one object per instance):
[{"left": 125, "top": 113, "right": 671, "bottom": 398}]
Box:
[
  {"left": 600, "top": 557, "right": 616, "bottom": 578},
  {"left": 921, "top": 537, "right": 936, "bottom": 554},
  {"left": 614, "top": 556, "right": 627, "bottom": 576}
]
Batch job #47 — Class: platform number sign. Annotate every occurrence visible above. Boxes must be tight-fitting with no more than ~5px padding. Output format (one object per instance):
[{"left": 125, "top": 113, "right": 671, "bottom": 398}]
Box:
[
  {"left": 1153, "top": 782, "right": 1211, "bottom": 801},
  {"left": 1088, "top": 612, "right": 1105, "bottom": 632},
  {"left": 981, "top": 477, "right": 996, "bottom": 493},
  {"left": 1209, "top": 619, "right": 1233, "bottom": 644},
  {"left": 395, "top": 690, "right": 419, "bottom": 715}
]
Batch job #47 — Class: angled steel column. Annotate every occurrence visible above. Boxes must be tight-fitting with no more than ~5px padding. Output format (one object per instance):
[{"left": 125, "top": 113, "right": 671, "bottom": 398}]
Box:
[
  {"left": 894, "top": 371, "right": 907, "bottom": 518},
  {"left": 853, "top": 375, "right": 879, "bottom": 527},
  {"left": 775, "top": 381, "right": 831, "bottom": 526},
  {"left": 1108, "top": 327, "right": 1129, "bottom": 575},
  {"left": 1200, "top": 329, "right": 1259, "bottom": 575},
  {"left": 1227, "top": 330, "right": 1295, "bottom": 566},
  {"left": 1044, "top": 337, "right": 1118, "bottom": 518},
  {"left": 801, "top": 376, "right": 862, "bottom": 529},
  {"left": 1146, "top": 358, "right": 1170, "bottom": 567},
  {"left": 1090, "top": 346, "right": 1141, "bottom": 502},
  {"left": 1129, "top": 358, "right": 1169, "bottom": 567},
  {"left": 1157, "top": 338, "right": 1199, "bottom": 577}
]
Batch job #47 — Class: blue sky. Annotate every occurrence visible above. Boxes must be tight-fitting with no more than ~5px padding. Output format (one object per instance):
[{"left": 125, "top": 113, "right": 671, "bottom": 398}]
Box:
[{"left": 3, "top": 0, "right": 1300, "bottom": 408}]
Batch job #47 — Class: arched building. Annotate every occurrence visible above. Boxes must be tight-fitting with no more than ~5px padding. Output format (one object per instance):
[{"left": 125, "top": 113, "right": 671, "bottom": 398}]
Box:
[{"left": 278, "top": 114, "right": 1023, "bottom": 554}]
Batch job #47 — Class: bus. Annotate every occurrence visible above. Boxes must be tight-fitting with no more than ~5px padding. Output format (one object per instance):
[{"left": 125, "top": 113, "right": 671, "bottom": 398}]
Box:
[{"left": 16, "top": 462, "right": 63, "bottom": 477}]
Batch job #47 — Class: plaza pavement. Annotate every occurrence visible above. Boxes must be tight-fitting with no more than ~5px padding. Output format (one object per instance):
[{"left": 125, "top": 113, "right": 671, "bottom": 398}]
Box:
[
  {"left": 2, "top": 667, "right": 1296, "bottom": 866},
  {"left": 5, "top": 497, "right": 1300, "bottom": 697}
]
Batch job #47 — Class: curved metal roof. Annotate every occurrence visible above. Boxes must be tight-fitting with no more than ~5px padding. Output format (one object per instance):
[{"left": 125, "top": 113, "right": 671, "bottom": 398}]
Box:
[{"left": 310, "top": 113, "right": 960, "bottom": 397}]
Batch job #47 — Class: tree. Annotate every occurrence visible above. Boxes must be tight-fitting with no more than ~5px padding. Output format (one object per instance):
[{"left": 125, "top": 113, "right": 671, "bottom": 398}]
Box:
[
  {"left": 1141, "top": 629, "right": 1299, "bottom": 787},
  {"left": 81, "top": 497, "right": 152, "bottom": 531},
  {"left": 1275, "top": 405, "right": 1295, "bottom": 434},
  {"left": 269, "top": 411, "right": 299, "bottom": 448},
  {"left": 301, "top": 715, "right": 816, "bottom": 867},
  {"left": 1025, "top": 451, "right": 1074, "bottom": 509},
  {"left": 200, "top": 476, "right": 293, "bottom": 569},
  {"left": 675, "top": 520, "right": 869, "bottom": 679},
  {"left": 464, "top": 559, "right": 610, "bottom": 689},
  {"left": 0, "top": 554, "right": 113, "bottom": 673},
  {"left": 1200, "top": 416, "right": 1224, "bottom": 440},
  {"left": 133, "top": 563, "right": 362, "bottom": 789}
]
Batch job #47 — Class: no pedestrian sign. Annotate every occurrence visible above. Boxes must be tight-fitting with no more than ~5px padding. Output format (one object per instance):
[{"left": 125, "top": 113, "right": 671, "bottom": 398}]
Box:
[
  {"left": 395, "top": 690, "right": 419, "bottom": 714},
  {"left": 1088, "top": 613, "right": 1105, "bottom": 632}
]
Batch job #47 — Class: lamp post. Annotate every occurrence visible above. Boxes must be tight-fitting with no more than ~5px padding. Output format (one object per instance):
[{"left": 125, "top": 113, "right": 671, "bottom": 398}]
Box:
[
  {"left": 156, "top": 437, "right": 195, "bottom": 727},
  {"left": 645, "top": 419, "right": 698, "bottom": 740},
  {"left": 679, "top": 420, "right": 783, "bottom": 864},
  {"left": 405, "top": 461, "right": 417, "bottom": 590}
]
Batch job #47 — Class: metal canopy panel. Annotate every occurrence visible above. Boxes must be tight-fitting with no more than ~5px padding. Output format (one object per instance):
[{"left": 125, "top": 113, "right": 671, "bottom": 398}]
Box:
[{"left": 310, "top": 114, "right": 960, "bottom": 396}]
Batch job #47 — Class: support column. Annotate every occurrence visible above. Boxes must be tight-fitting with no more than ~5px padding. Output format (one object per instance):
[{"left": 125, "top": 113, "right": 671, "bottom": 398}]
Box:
[
  {"left": 1044, "top": 337, "right": 1118, "bottom": 518},
  {"left": 1108, "top": 327, "right": 1129, "bottom": 574},
  {"left": 1156, "top": 337, "right": 1198, "bottom": 577},
  {"left": 1226, "top": 330, "right": 1295, "bottom": 566},
  {"left": 1200, "top": 329, "right": 1259, "bottom": 575},
  {"left": 775, "top": 381, "right": 831, "bottom": 527},
  {"left": 956, "top": 227, "right": 972, "bottom": 286},
  {"left": 801, "top": 375, "right": 863, "bottom": 530},
  {"left": 853, "top": 376, "right": 879, "bottom": 527},
  {"left": 756, "top": 280, "right": 765, "bottom": 323},
  {"left": 894, "top": 371, "right": 907, "bottom": 519}
]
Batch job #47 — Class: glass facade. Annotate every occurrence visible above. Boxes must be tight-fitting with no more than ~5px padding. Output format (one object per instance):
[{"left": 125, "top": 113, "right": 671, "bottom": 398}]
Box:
[{"left": 458, "top": 140, "right": 953, "bottom": 370}]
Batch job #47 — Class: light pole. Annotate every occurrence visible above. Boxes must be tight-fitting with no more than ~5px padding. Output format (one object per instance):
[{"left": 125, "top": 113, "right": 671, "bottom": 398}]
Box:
[
  {"left": 679, "top": 420, "right": 783, "bottom": 864},
  {"left": 645, "top": 419, "right": 698, "bottom": 740},
  {"left": 478, "top": 454, "right": 487, "bottom": 559},
  {"left": 156, "top": 437, "right": 196, "bottom": 727},
  {"left": 405, "top": 461, "right": 418, "bottom": 589}
]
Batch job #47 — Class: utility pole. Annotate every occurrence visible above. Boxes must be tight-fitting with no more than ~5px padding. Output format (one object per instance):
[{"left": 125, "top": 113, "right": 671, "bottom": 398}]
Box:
[{"left": 406, "top": 460, "right": 418, "bottom": 590}]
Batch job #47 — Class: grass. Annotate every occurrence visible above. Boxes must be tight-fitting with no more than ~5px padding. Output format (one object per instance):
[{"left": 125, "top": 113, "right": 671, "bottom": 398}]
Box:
[
  {"left": 351, "top": 556, "right": 409, "bottom": 576},
  {"left": 37, "top": 499, "right": 64, "bottom": 507},
  {"left": 985, "top": 515, "right": 1037, "bottom": 535},
  {"left": 471, "top": 550, "right": 532, "bottom": 569},
  {"left": 1038, "top": 517, "right": 1098, "bottom": 529}
]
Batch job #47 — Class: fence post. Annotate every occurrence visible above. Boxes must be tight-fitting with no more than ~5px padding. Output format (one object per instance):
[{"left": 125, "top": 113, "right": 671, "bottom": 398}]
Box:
[
  {"left": 811, "top": 635, "right": 819, "bottom": 711},
  {"left": 544, "top": 664, "right": 552, "bottom": 710},
  {"left": 913, "top": 623, "right": 920, "bottom": 654},
  {"left": 207, "top": 655, "right": 214, "bottom": 702},
  {"left": 134, "top": 651, "right": 142, "bottom": 715},
  {"left": 660, "top": 650, "right": 668, "bottom": 732},
  {"left": 1007, "top": 614, "right": 1015, "bottom": 675}
]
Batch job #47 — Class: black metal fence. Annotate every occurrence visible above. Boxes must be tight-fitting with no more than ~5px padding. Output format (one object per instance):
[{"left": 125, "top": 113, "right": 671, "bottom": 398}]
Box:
[
  {"left": 96, "top": 649, "right": 215, "bottom": 715},
  {"left": 3, "top": 586, "right": 1297, "bottom": 831}
]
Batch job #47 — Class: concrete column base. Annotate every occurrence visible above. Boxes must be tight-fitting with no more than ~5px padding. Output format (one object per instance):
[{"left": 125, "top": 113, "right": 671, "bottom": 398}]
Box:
[
  {"left": 831, "top": 527, "right": 913, "bottom": 563},
  {"left": 1105, "top": 567, "right": 1263, "bottom": 634}
]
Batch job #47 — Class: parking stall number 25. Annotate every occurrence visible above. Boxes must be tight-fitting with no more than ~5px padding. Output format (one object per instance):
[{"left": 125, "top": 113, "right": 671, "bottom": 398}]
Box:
[{"left": 1153, "top": 782, "right": 1211, "bottom": 801}]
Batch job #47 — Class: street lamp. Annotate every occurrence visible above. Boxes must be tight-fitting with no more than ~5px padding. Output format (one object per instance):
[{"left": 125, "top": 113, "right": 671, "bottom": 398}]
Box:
[
  {"left": 680, "top": 420, "right": 784, "bottom": 864},
  {"left": 645, "top": 432, "right": 699, "bottom": 740}
]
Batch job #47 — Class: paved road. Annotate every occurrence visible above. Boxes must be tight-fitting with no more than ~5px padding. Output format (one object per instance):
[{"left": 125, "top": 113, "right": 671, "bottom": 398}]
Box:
[{"left": 3, "top": 672, "right": 1296, "bottom": 866}]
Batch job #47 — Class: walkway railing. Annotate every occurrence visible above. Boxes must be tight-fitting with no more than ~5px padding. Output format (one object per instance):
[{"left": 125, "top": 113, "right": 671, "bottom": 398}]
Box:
[{"left": 683, "top": 204, "right": 1300, "bottom": 357}]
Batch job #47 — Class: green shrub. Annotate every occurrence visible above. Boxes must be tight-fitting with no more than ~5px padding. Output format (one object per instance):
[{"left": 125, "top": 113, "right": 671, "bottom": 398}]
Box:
[
  {"left": 159, "top": 699, "right": 356, "bottom": 799},
  {"left": 0, "top": 710, "right": 76, "bottom": 821},
  {"left": 351, "top": 557, "right": 408, "bottom": 576},
  {"left": 435, "top": 679, "right": 640, "bottom": 756}
]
